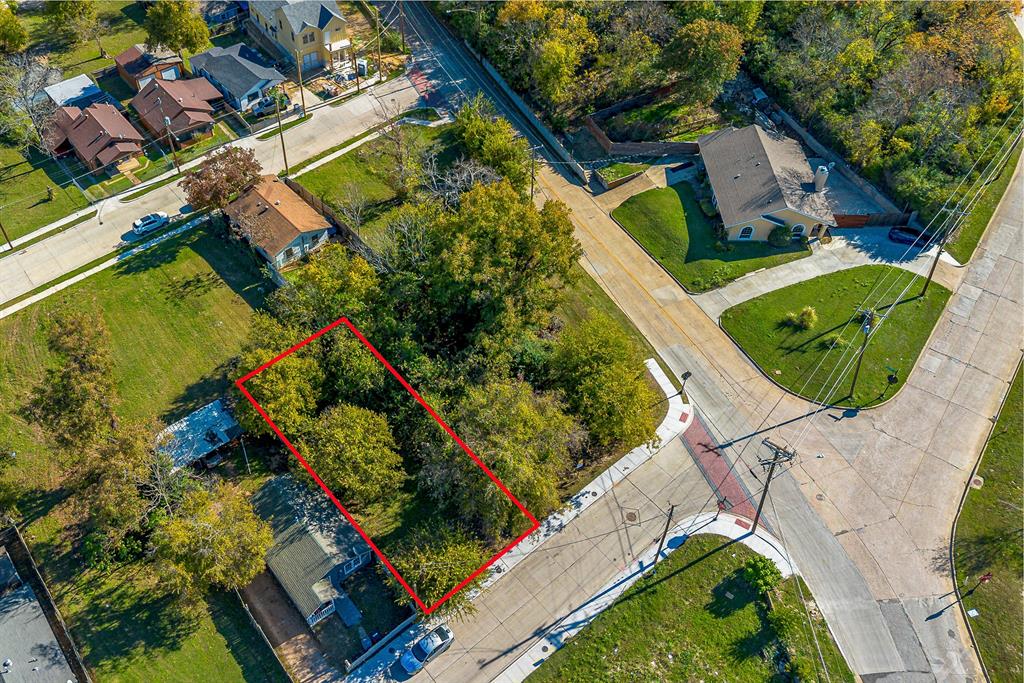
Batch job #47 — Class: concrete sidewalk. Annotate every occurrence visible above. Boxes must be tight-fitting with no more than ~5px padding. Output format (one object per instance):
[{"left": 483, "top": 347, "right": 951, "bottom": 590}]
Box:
[{"left": 693, "top": 228, "right": 962, "bottom": 321}]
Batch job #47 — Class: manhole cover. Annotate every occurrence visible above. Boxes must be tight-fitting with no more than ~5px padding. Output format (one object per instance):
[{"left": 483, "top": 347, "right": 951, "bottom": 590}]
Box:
[
  {"left": 541, "top": 646, "right": 549, "bottom": 653},
  {"left": 625, "top": 511, "right": 638, "bottom": 522},
  {"left": 815, "top": 493, "right": 825, "bottom": 501}
]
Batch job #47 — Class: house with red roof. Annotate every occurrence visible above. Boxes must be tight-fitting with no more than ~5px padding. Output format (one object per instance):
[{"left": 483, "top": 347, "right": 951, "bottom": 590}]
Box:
[
  {"left": 44, "top": 103, "right": 145, "bottom": 172},
  {"left": 130, "top": 77, "right": 223, "bottom": 144}
]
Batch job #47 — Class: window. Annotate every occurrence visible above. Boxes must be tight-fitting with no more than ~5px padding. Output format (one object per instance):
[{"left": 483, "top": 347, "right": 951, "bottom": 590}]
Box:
[
  {"left": 342, "top": 556, "right": 362, "bottom": 575},
  {"left": 791, "top": 224, "right": 805, "bottom": 238},
  {"left": 738, "top": 226, "right": 754, "bottom": 240}
]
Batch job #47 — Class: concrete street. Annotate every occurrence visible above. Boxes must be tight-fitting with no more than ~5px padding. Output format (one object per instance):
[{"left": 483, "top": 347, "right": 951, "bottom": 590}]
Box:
[{"left": 0, "top": 76, "right": 421, "bottom": 305}]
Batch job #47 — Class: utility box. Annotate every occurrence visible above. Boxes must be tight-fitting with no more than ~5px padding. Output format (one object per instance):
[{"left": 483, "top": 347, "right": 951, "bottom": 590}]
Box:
[{"left": 356, "top": 58, "right": 368, "bottom": 77}]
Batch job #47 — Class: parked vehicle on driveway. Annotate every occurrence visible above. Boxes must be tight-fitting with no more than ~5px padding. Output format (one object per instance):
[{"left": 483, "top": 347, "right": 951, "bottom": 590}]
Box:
[
  {"left": 252, "top": 95, "right": 289, "bottom": 117},
  {"left": 399, "top": 625, "right": 454, "bottom": 676},
  {"left": 132, "top": 211, "right": 169, "bottom": 235},
  {"left": 887, "top": 226, "right": 934, "bottom": 246}
]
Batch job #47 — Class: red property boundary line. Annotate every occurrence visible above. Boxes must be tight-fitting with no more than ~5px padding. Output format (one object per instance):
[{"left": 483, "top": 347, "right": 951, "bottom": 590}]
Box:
[{"left": 235, "top": 316, "right": 540, "bottom": 615}]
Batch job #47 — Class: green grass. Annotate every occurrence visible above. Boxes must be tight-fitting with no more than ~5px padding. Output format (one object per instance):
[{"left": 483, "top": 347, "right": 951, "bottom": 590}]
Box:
[
  {"left": 612, "top": 184, "right": 811, "bottom": 292},
  {"left": 720, "top": 264, "right": 952, "bottom": 408},
  {"left": 0, "top": 229, "right": 279, "bottom": 681},
  {"left": 599, "top": 161, "right": 649, "bottom": 183},
  {"left": 955, "top": 362, "right": 1023, "bottom": 683},
  {"left": 120, "top": 173, "right": 181, "bottom": 203},
  {"left": 256, "top": 115, "right": 313, "bottom": 141},
  {"left": 0, "top": 211, "right": 97, "bottom": 261},
  {"left": 946, "top": 141, "right": 1023, "bottom": 265},
  {"left": 529, "top": 534, "right": 853, "bottom": 683},
  {"left": 0, "top": 146, "right": 91, "bottom": 241}
]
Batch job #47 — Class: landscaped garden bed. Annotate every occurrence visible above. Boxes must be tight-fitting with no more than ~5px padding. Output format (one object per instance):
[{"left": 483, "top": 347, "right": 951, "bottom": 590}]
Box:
[
  {"left": 611, "top": 183, "right": 810, "bottom": 292},
  {"left": 720, "top": 265, "right": 952, "bottom": 408}
]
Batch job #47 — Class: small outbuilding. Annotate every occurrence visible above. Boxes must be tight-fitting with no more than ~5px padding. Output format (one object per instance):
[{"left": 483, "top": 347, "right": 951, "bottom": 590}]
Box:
[
  {"left": 157, "top": 399, "right": 242, "bottom": 471},
  {"left": 42, "top": 73, "right": 108, "bottom": 108}
]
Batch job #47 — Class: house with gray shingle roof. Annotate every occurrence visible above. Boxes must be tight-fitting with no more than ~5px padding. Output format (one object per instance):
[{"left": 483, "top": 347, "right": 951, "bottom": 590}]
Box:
[
  {"left": 698, "top": 124, "right": 837, "bottom": 242},
  {"left": 249, "top": 0, "right": 351, "bottom": 72},
  {"left": 253, "top": 476, "right": 373, "bottom": 627},
  {"left": 191, "top": 44, "right": 285, "bottom": 112}
]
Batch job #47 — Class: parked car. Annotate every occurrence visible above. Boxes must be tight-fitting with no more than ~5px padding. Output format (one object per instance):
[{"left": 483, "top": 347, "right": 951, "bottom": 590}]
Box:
[
  {"left": 132, "top": 211, "right": 169, "bottom": 235},
  {"left": 398, "top": 625, "right": 454, "bottom": 676},
  {"left": 252, "top": 95, "right": 288, "bottom": 117},
  {"left": 887, "top": 226, "right": 934, "bottom": 246}
]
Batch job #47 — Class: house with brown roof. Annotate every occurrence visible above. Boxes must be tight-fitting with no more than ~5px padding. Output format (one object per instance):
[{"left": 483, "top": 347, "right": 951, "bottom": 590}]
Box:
[
  {"left": 114, "top": 44, "right": 185, "bottom": 91},
  {"left": 223, "top": 175, "right": 332, "bottom": 269},
  {"left": 44, "top": 103, "right": 144, "bottom": 172},
  {"left": 698, "top": 124, "right": 836, "bottom": 242},
  {"left": 131, "top": 78, "right": 223, "bottom": 143}
]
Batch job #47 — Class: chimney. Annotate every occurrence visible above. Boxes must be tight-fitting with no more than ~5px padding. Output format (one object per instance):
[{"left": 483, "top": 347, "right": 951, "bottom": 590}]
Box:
[{"left": 813, "top": 165, "right": 829, "bottom": 192}]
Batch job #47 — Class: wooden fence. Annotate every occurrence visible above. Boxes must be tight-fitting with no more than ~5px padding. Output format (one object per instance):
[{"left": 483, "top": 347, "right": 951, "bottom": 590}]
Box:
[{"left": 583, "top": 116, "right": 699, "bottom": 157}]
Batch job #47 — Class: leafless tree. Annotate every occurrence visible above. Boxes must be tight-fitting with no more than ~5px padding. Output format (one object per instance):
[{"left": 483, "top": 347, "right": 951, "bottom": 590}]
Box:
[
  {"left": 358, "top": 205, "right": 433, "bottom": 274},
  {"left": 423, "top": 155, "right": 500, "bottom": 210},
  {"left": 0, "top": 54, "right": 62, "bottom": 150},
  {"left": 336, "top": 182, "right": 369, "bottom": 233}
]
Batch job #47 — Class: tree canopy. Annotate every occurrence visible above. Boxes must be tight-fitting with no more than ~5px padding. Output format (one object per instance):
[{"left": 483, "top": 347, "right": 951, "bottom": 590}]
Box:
[
  {"left": 662, "top": 19, "right": 744, "bottom": 105},
  {"left": 297, "top": 404, "right": 406, "bottom": 510},
  {"left": 181, "top": 147, "right": 262, "bottom": 211},
  {"left": 454, "top": 95, "right": 532, "bottom": 192},
  {"left": 0, "top": 1, "right": 26, "bottom": 54},
  {"left": 144, "top": 0, "right": 210, "bottom": 57}
]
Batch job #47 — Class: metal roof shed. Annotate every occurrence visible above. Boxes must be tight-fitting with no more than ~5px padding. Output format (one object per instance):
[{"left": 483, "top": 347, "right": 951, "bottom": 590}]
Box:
[{"left": 157, "top": 399, "right": 242, "bottom": 471}]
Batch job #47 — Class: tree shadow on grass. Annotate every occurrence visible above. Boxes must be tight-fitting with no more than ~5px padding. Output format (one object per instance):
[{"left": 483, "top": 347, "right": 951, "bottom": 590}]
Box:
[
  {"left": 161, "top": 359, "right": 237, "bottom": 425},
  {"left": 705, "top": 568, "right": 755, "bottom": 619},
  {"left": 614, "top": 536, "right": 742, "bottom": 609},
  {"left": 207, "top": 590, "right": 288, "bottom": 683},
  {"left": 189, "top": 229, "right": 272, "bottom": 312}
]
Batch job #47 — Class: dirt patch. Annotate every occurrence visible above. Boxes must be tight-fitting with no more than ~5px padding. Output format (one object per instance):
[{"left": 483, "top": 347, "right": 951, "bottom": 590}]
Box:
[{"left": 241, "top": 571, "right": 342, "bottom": 683}]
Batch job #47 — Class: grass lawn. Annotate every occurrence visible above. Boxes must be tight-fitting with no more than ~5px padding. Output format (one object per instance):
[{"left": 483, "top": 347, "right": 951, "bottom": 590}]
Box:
[
  {"left": 0, "top": 229, "right": 281, "bottom": 681},
  {"left": 529, "top": 534, "right": 853, "bottom": 683},
  {"left": 297, "top": 124, "right": 461, "bottom": 242},
  {"left": 946, "top": 141, "right": 1023, "bottom": 265},
  {"left": 599, "top": 161, "right": 649, "bottom": 184},
  {"left": 954, "top": 362, "right": 1023, "bottom": 683},
  {"left": 612, "top": 184, "right": 810, "bottom": 292},
  {"left": 720, "top": 265, "right": 952, "bottom": 408},
  {"left": 0, "top": 146, "right": 90, "bottom": 241}
]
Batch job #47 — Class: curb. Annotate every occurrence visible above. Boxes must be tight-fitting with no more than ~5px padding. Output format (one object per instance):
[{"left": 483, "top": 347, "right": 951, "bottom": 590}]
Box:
[{"left": 947, "top": 353, "right": 1022, "bottom": 683}]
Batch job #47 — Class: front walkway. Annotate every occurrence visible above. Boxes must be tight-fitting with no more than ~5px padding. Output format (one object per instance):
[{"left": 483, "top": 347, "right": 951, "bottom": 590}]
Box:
[{"left": 692, "top": 228, "right": 962, "bottom": 321}]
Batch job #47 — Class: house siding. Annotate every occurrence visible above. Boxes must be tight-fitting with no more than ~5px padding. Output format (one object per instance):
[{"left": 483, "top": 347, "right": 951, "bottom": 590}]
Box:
[
  {"left": 274, "top": 229, "right": 330, "bottom": 268},
  {"left": 724, "top": 207, "right": 825, "bottom": 242},
  {"left": 249, "top": 3, "right": 349, "bottom": 69}
]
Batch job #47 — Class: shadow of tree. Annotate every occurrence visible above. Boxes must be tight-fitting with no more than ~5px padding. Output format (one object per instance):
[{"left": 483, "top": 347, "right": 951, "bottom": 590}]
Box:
[
  {"left": 161, "top": 359, "right": 237, "bottom": 425},
  {"left": 207, "top": 590, "right": 289, "bottom": 683},
  {"left": 705, "top": 568, "right": 755, "bottom": 619}
]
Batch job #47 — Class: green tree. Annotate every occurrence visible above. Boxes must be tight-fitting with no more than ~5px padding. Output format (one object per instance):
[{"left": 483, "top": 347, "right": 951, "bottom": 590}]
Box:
[
  {"left": 549, "top": 311, "right": 658, "bottom": 452},
  {"left": 0, "top": 1, "right": 26, "bottom": 54},
  {"left": 235, "top": 314, "right": 323, "bottom": 438},
  {"left": 533, "top": 8, "right": 596, "bottom": 110},
  {"left": 46, "top": 0, "right": 97, "bottom": 45},
  {"left": 743, "top": 555, "right": 782, "bottom": 598},
  {"left": 153, "top": 482, "right": 273, "bottom": 595},
  {"left": 454, "top": 95, "right": 531, "bottom": 192},
  {"left": 29, "top": 307, "right": 116, "bottom": 450},
  {"left": 297, "top": 404, "right": 406, "bottom": 510},
  {"left": 421, "top": 378, "right": 577, "bottom": 539},
  {"left": 385, "top": 523, "right": 488, "bottom": 617},
  {"left": 662, "top": 19, "right": 744, "bottom": 104},
  {"left": 144, "top": 0, "right": 209, "bottom": 58},
  {"left": 424, "top": 181, "right": 580, "bottom": 355},
  {"left": 670, "top": 0, "right": 763, "bottom": 40}
]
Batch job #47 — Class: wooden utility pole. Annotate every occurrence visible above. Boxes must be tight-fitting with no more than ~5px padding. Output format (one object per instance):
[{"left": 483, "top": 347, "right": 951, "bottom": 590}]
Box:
[
  {"left": 375, "top": 6, "right": 383, "bottom": 77},
  {"left": 351, "top": 50, "right": 361, "bottom": 92},
  {"left": 530, "top": 147, "right": 536, "bottom": 198},
  {"left": 752, "top": 439, "right": 796, "bottom": 533},
  {"left": 399, "top": 2, "right": 406, "bottom": 53},
  {"left": 849, "top": 308, "right": 875, "bottom": 398},
  {"left": 275, "top": 98, "right": 289, "bottom": 176},
  {"left": 921, "top": 225, "right": 953, "bottom": 297},
  {"left": 654, "top": 503, "right": 676, "bottom": 565},
  {"left": 164, "top": 127, "right": 180, "bottom": 173},
  {"left": 293, "top": 50, "right": 306, "bottom": 114}
]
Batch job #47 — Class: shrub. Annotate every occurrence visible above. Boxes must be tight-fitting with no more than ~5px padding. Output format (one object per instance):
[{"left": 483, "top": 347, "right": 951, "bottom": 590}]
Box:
[
  {"left": 699, "top": 198, "right": 719, "bottom": 217},
  {"left": 768, "top": 225, "right": 791, "bottom": 247},
  {"left": 785, "top": 306, "right": 818, "bottom": 330},
  {"left": 818, "top": 332, "right": 848, "bottom": 350},
  {"left": 743, "top": 555, "right": 782, "bottom": 598}
]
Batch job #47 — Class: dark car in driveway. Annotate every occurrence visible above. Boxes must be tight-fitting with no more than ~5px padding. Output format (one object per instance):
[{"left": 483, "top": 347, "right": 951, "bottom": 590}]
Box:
[{"left": 888, "top": 226, "right": 935, "bottom": 247}]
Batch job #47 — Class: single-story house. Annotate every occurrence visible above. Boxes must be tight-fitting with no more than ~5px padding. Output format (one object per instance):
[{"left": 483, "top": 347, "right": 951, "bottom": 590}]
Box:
[
  {"left": 114, "top": 43, "right": 185, "bottom": 91},
  {"left": 249, "top": 0, "right": 351, "bottom": 71},
  {"left": 42, "top": 74, "right": 108, "bottom": 108},
  {"left": 199, "top": 0, "right": 245, "bottom": 26},
  {"left": 131, "top": 77, "right": 223, "bottom": 142},
  {"left": 190, "top": 43, "right": 284, "bottom": 112},
  {"left": 698, "top": 124, "right": 836, "bottom": 242},
  {"left": 157, "top": 399, "right": 242, "bottom": 471},
  {"left": 44, "top": 103, "right": 145, "bottom": 171},
  {"left": 253, "top": 476, "right": 374, "bottom": 627},
  {"left": 0, "top": 528, "right": 83, "bottom": 683},
  {"left": 223, "top": 175, "right": 332, "bottom": 269}
]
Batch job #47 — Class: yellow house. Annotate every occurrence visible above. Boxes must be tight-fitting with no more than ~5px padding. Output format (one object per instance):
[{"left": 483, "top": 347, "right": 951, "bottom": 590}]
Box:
[
  {"left": 698, "top": 125, "right": 835, "bottom": 242},
  {"left": 249, "top": 0, "right": 352, "bottom": 72}
]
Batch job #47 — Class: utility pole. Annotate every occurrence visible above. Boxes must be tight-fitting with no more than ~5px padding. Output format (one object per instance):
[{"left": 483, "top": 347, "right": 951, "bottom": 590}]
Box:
[
  {"left": 293, "top": 50, "right": 306, "bottom": 114},
  {"left": 351, "top": 50, "right": 361, "bottom": 93},
  {"left": 654, "top": 503, "right": 676, "bottom": 565},
  {"left": 849, "top": 308, "right": 875, "bottom": 398},
  {"left": 0, "top": 218, "right": 12, "bottom": 251},
  {"left": 399, "top": 2, "right": 406, "bottom": 53},
  {"left": 530, "top": 146, "right": 536, "bottom": 198},
  {"left": 275, "top": 98, "right": 289, "bottom": 176},
  {"left": 752, "top": 439, "right": 796, "bottom": 533},
  {"left": 375, "top": 5, "right": 383, "bottom": 77}
]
